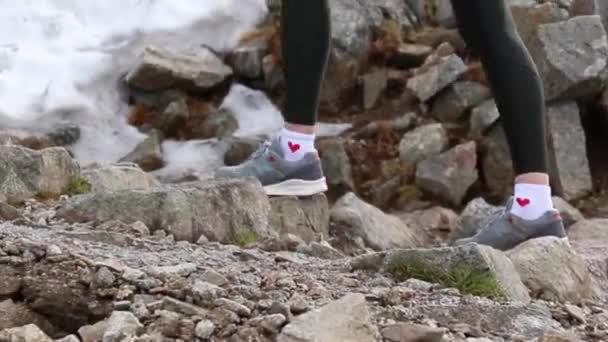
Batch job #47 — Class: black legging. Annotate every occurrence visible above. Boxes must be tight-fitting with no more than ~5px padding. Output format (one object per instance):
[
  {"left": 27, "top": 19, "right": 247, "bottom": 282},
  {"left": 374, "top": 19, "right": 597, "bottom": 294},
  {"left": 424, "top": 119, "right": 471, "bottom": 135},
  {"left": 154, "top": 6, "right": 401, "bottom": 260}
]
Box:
[{"left": 280, "top": 0, "right": 549, "bottom": 174}]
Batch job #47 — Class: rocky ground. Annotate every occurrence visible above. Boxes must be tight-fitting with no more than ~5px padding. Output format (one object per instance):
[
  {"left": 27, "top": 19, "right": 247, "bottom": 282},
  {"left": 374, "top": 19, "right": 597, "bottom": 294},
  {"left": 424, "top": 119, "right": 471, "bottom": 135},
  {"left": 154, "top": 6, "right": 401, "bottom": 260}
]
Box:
[{"left": 2, "top": 0, "right": 608, "bottom": 341}]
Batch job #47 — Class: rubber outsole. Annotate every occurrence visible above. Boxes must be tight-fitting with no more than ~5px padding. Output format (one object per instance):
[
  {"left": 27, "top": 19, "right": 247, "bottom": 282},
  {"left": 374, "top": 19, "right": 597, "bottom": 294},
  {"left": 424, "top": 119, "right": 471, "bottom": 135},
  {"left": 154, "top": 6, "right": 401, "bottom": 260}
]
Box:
[{"left": 263, "top": 178, "right": 328, "bottom": 196}]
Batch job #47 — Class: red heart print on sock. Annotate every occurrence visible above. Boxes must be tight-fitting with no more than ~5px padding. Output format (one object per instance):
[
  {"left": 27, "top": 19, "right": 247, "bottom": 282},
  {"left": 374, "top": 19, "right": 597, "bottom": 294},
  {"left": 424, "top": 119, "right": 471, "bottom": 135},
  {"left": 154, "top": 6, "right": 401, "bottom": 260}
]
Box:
[
  {"left": 288, "top": 141, "right": 300, "bottom": 153},
  {"left": 516, "top": 197, "right": 531, "bottom": 207}
]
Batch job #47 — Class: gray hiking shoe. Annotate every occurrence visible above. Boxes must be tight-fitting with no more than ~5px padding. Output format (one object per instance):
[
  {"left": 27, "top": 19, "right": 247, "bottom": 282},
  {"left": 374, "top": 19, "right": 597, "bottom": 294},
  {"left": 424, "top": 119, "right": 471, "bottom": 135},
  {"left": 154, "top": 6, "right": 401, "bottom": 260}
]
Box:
[
  {"left": 453, "top": 198, "right": 568, "bottom": 251},
  {"left": 214, "top": 138, "right": 328, "bottom": 196}
]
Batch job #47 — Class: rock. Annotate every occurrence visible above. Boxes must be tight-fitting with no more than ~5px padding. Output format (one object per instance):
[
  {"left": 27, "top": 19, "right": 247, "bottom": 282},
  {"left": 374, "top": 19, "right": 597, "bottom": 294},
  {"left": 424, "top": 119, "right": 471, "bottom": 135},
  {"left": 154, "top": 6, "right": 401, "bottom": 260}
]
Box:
[
  {"left": 297, "top": 241, "right": 345, "bottom": 260},
  {"left": 215, "top": 298, "right": 251, "bottom": 317},
  {"left": 361, "top": 70, "right": 387, "bottom": 109},
  {"left": 546, "top": 102, "right": 592, "bottom": 200},
  {"left": 160, "top": 297, "right": 207, "bottom": 317},
  {"left": 381, "top": 322, "right": 445, "bottom": 342},
  {"left": 55, "top": 335, "right": 80, "bottom": 342},
  {"left": 399, "top": 206, "right": 459, "bottom": 245},
  {"left": 223, "top": 136, "right": 263, "bottom": 166},
  {"left": 79, "top": 321, "right": 109, "bottom": 342},
  {"left": 269, "top": 194, "right": 329, "bottom": 243},
  {"left": 102, "top": 311, "right": 143, "bottom": 342},
  {"left": 199, "top": 269, "right": 229, "bottom": 287},
  {"left": 534, "top": 15, "right": 608, "bottom": 101},
  {"left": 157, "top": 98, "right": 189, "bottom": 137},
  {"left": 94, "top": 267, "right": 116, "bottom": 288},
  {"left": 430, "top": 82, "right": 491, "bottom": 122},
  {"left": 125, "top": 45, "right": 232, "bottom": 91},
  {"left": 321, "top": 0, "right": 416, "bottom": 112},
  {"left": 511, "top": 3, "right": 570, "bottom": 55},
  {"left": 415, "top": 141, "right": 479, "bottom": 206},
  {"left": 262, "top": 55, "right": 285, "bottom": 92},
  {"left": 147, "top": 263, "right": 197, "bottom": 279},
  {"left": 0, "top": 324, "right": 52, "bottom": 342},
  {"left": 0, "top": 146, "right": 80, "bottom": 204},
  {"left": 46, "top": 124, "right": 81, "bottom": 147},
  {"left": 81, "top": 163, "right": 159, "bottom": 192},
  {"left": 194, "top": 320, "right": 215, "bottom": 339},
  {"left": 277, "top": 293, "right": 376, "bottom": 342},
  {"left": 450, "top": 197, "right": 504, "bottom": 241},
  {"left": 399, "top": 123, "right": 449, "bottom": 165},
  {"left": 406, "top": 54, "right": 467, "bottom": 102},
  {"left": 405, "top": 0, "right": 459, "bottom": 27},
  {"left": 384, "top": 244, "right": 531, "bottom": 303},
  {"left": 390, "top": 43, "right": 434, "bottom": 68},
  {"left": 330, "top": 192, "right": 423, "bottom": 251},
  {"left": 259, "top": 314, "right": 287, "bottom": 334},
  {"left": 187, "top": 108, "right": 239, "bottom": 140},
  {"left": 507, "top": 237, "right": 597, "bottom": 303},
  {"left": 567, "top": 219, "right": 608, "bottom": 291},
  {"left": 0, "top": 299, "right": 57, "bottom": 335},
  {"left": 0, "top": 202, "right": 20, "bottom": 221},
  {"left": 470, "top": 99, "right": 500, "bottom": 139},
  {"left": 481, "top": 125, "right": 514, "bottom": 200},
  {"left": 57, "top": 178, "right": 274, "bottom": 243},
  {"left": 228, "top": 45, "right": 265, "bottom": 79},
  {"left": 316, "top": 138, "right": 355, "bottom": 194},
  {"left": 119, "top": 130, "right": 163, "bottom": 172},
  {"left": 552, "top": 196, "right": 584, "bottom": 228},
  {"left": 192, "top": 281, "right": 226, "bottom": 304}
]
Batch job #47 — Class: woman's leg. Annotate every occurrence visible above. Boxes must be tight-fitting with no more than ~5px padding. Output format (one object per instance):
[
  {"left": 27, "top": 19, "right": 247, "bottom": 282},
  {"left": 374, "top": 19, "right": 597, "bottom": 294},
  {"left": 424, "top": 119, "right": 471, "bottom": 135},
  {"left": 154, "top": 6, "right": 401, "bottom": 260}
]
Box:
[
  {"left": 278, "top": 0, "right": 331, "bottom": 161},
  {"left": 216, "top": 0, "right": 331, "bottom": 196},
  {"left": 451, "top": 0, "right": 566, "bottom": 250}
]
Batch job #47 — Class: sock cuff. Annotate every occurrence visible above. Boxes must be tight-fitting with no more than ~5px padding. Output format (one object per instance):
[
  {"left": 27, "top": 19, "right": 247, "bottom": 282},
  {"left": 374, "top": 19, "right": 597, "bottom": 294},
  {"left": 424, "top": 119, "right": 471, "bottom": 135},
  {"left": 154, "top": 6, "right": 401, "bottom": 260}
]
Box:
[
  {"left": 281, "top": 127, "right": 315, "bottom": 141},
  {"left": 514, "top": 183, "right": 552, "bottom": 196}
]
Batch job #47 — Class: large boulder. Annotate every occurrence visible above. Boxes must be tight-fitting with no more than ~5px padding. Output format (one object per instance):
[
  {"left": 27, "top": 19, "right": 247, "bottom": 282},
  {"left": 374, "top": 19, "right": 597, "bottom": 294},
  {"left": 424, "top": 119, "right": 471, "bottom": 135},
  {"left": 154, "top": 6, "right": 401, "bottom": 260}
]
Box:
[
  {"left": 0, "top": 146, "right": 80, "bottom": 204},
  {"left": 125, "top": 45, "right": 233, "bottom": 91},
  {"left": 384, "top": 244, "right": 531, "bottom": 303},
  {"left": 277, "top": 293, "right": 377, "bottom": 342},
  {"left": 56, "top": 178, "right": 274, "bottom": 243},
  {"left": 415, "top": 141, "right": 479, "bottom": 206},
  {"left": 81, "top": 163, "right": 160, "bottom": 192},
  {"left": 330, "top": 192, "right": 424, "bottom": 251},
  {"left": 507, "top": 237, "right": 598, "bottom": 303},
  {"left": 546, "top": 102, "right": 592, "bottom": 200}
]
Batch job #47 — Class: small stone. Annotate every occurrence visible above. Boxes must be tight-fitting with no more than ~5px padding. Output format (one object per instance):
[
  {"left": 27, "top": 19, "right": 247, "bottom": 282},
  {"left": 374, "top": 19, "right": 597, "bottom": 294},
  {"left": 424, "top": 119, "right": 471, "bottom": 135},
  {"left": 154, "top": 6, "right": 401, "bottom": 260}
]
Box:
[
  {"left": 228, "top": 45, "right": 265, "bottom": 79},
  {"left": 193, "top": 280, "right": 226, "bottom": 304},
  {"left": 552, "top": 196, "right": 584, "bottom": 228},
  {"left": 146, "top": 263, "right": 197, "bottom": 279},
  {"left": 361, "top": 69, "right": 387, "bottom": 109},
  {"left": 200, "top": 269, "right": 229, "bottom": 287},
  {"left": 102, "top": 311, "right": 143, "bottom": 342},
  {"left": 431, "top": 81, "right": 491, "bottom": 122},
  {"left": 196, "top": 234, "right": 209, "bottom": 245},
  {"left": 381, "top": 322, "right": 445, "bottom": 342},
  {"left": 0, "top": 324, "right": 52, "bottom": 342},
  {"left": 399, "top": 123, "right": 449, "bottom": 165},
  {"left": 95, "top": 267, "right": 116, "bottom": 288},
  {"left": 259, "top": 314, "right": 287, "bottom": 333},
  {"left": 350, "top": 252, "right": 386, "bottom": 272},
  {"left": 289, "top": 294, "right": 310, "bottom": 315},
  {"left": 402, "top": 278, "right": 434, "bottom": 292},
  {"left": 406, "top": 54, "right": 467, "bottom": 102},
  {"left": 316, "top": 138, "right": 355, "bottom": 193},
  {"left": 46, "top": 244, "right": 62, "bottom": 256},
  {"left": 564, "top": 304, "right": 586, "bottom": 323},
  {"left": 470, "top": 99, "right": 500, "bottom": 138},
  {"left": 111, "top": 301, "right": 130, "bottom": 311},
  {"left": 415, "top": 141, "right": 479, "bottom": 206},
  {"left": 195, "top": 320, "right": 215, "bottom": 339},
  {"left": 215, "top": 298, "right": 251, "bottom": 317},
  {"left": 55, "top": 335, "right": 80, "bottom": 342},
  {"left": 0, "top": 202, "right": 20, "bottom": 221},
  {"left": 298, "top": 241, "right": 344, "bottom": 260},
  {"left": 79, "top": 320, "right": 109, "bottom": 342},
  {"left": 119, "top": 130, "right": 163, "bottom": 172},
  {"left": 131, "top": 221, "right": 150, "bottom": 236},
  {"left": 277, "top": 293, "right": 376, "bottom": 341},
  {"left": 122, "top": 267, "right": 145, "bottom": 282},
  {"left": 161, "top": 297, "right": 208, "bottom": 316}
]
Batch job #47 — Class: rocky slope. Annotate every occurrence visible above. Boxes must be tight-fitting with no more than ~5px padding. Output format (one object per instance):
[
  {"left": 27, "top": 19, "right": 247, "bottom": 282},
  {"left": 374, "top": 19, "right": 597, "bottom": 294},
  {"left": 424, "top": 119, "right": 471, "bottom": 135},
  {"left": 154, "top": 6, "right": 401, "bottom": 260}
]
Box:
[{"left": 2, "top": 0, "right": 608, "bottom": 341}]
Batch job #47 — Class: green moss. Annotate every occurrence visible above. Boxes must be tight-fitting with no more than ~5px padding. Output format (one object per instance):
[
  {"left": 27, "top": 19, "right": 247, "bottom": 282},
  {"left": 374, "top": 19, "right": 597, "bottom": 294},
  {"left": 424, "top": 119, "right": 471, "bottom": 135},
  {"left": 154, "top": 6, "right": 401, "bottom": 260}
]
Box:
[
  {"left": 230, "top": 230, "right": 259, "bottom": 247},
  {"left": 67, "top": 177, "right": 92, "bottom": 195},
  {"left": 386, "top": 255, "right": 505, "bottom": 299}
]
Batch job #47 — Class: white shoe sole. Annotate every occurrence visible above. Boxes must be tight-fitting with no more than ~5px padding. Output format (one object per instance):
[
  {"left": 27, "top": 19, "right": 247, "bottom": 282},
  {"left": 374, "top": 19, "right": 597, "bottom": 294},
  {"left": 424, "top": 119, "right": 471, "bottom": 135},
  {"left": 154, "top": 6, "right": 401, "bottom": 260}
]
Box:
[{"left": 264, "top": 178, "right": 328, "bottom": 196}]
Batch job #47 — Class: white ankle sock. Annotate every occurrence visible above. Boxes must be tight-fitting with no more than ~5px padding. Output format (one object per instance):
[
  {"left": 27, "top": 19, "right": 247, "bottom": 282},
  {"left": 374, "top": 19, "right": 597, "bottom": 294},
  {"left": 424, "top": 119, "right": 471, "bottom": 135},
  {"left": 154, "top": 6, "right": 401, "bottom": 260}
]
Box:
[
  {"left": 279, "top": 128, "right": 316, "bottom": 161},
  {"left": 510, "top": 183, "right": 554, "bottom": 220}
]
